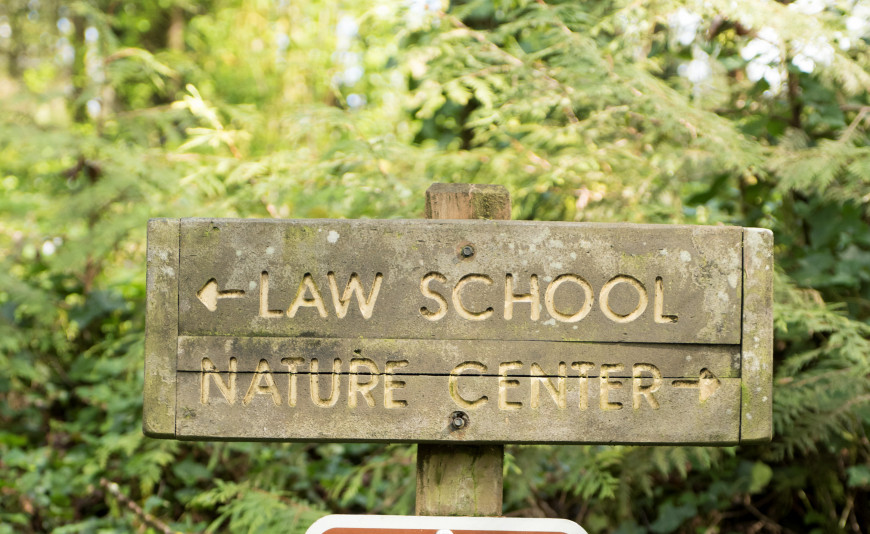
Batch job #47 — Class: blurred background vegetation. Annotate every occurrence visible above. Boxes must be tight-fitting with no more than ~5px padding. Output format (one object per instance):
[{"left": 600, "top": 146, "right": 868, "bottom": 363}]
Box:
[{"left": 1, "top": 0, "right": 869, "bottom": 532}]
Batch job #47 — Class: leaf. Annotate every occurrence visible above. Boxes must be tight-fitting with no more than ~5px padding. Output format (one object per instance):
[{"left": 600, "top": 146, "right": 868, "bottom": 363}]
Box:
[
  {"left": 846, "top": 465, "right": 870, "bottom": 488},
  {"left": 749, "top": 462, "right": 773, "bottom": 494},
  {"left": 649, "top": 502, "right": 697, "bottom": 534}
]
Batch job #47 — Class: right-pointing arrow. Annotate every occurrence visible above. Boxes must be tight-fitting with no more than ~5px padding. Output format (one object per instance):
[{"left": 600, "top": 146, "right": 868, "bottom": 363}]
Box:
[{"left": 672, "top": 368, "right": 721, "bottom": 402}]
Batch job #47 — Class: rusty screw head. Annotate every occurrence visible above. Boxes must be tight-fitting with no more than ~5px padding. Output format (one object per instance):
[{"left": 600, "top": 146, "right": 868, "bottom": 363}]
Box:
[
  {"left": 449, "top": 411, "right": 468, "bottom": 430},
  {"left": 460, "top": 245, "right": 474, "bottom": 258}
]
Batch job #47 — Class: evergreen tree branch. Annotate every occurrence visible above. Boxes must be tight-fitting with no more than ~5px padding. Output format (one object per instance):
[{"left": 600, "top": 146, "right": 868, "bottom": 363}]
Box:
[
  {"left": 839, "top": 106, "right": 870, "bottom": 144},
  {"left": 439, "top": 11, "right": 580, "bottom": 123}
]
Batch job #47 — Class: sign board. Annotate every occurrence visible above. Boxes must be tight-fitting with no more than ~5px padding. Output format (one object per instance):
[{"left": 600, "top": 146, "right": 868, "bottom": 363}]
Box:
[
  {"left": 144, "top": 218, "right": 772, "bottom": 444},
  {"left": 305, "top": 515, "right": 587, "bottom": 534}
]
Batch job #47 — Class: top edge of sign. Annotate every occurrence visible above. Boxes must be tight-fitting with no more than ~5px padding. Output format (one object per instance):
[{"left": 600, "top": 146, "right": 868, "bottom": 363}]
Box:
[{"left": 170, "top": 217, "right": 743, "bottom": 232}]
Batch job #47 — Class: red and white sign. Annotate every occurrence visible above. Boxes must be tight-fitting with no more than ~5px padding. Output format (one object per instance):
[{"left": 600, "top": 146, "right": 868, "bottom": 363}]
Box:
[{"left": 306, "top": 515, "right": 587, "bottom": 534}]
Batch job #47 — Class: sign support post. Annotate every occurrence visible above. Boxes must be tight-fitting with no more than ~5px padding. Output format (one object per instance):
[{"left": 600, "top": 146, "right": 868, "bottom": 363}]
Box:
[{"left": 415, "top": 183, "right": 510, "bottom": 517}]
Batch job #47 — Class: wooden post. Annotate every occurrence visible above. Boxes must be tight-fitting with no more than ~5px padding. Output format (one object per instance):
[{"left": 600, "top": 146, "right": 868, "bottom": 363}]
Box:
[
  {"left": 416, "top": 183, "right": 509, "bottom": 517},
  {"left": 425, "top": 183, "right": 511, "bottom": 221}
]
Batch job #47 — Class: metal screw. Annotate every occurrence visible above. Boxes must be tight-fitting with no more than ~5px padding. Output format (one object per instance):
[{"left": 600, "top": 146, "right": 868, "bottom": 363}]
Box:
[
  {"left": 461, "top": 245, "right": 474, "bottom": 258},
  {"left": 449, "top": 411, "right": 468, "bottom": 430}
]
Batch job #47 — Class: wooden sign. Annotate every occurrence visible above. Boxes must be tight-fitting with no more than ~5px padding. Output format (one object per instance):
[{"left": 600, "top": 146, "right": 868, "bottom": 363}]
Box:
[
  {"left": 144, "top": 218, "right": 772, "bottom": 444},
  {"left": 305, "top": 514, "right": 587, "bottom": 534}
]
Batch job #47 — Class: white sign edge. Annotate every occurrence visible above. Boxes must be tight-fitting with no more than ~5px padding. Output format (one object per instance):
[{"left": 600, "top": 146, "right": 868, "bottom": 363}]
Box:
[{"left": 306, "top": 515, "right": 588, "bottom": 534}]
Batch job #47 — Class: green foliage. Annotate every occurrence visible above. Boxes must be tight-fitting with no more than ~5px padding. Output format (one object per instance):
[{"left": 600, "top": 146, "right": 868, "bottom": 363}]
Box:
[
  {"left": 1, "top": 0, "right": 870, "bottom": 533},
  {"left": 189, "top": 480, "right": 327, "bottom": 534}
]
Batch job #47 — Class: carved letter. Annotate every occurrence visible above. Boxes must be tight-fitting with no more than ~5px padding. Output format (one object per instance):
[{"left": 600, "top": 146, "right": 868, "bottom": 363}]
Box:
[
  {"left": 281, "top": 357, "right": 304, "bottom": 407},
  {"left": 600, "top": 364, "right": 624, "bottom": 410},
  {"left": 310, "top": 358, "right": 341, "bottom": 407},
  {"left": 600, "top": 275, "right": 648, "bottom": 323},
  {"left": 571, "top": 362, "right": 593, "bottom": 410},
  {"left": 453, "top": 274, "right": 494, "bottom": 321},
  {"left": 654, "top": 277, "right": 678, "bottom": 324},
  {"left": 243, "top": 359, "right": 281, "bottom": 406},
  {"left": 287, "top": 273, "right": 328, "bottom": 318},
  {"left": 384, "top": 360, "right": 409, "bottom": 409},
  {"left": 201, "top": 357, "right": 237, "bottom": 405},
  {"left": 545, "top": 274, "right": 594, "bottom": 322},
  {"left": 448, "top": 361, "right": 488, "bottom": 409},
  {"left": 259, "top": 271, "right": 284, "bottom": 318},
  {"left": 504, "top": 274, "right": 540, "bottom": 321},
  {"left": 348, "top": 358, "right": 380, "bottom": 408},
  {"left": 420, "top": 272, "right": 448, "bottom": 321},
  {"left": 327, "top": 272, "right": 384, "bottom": 319},
  {"left": 530, "top": 362, "right": 567, "bottom": 409},
  {"left": 498, "top": 361, "right": 523, "bottom": 410},
  {"left": 632, "top": 363, "right": 662, "bottom": 410}
]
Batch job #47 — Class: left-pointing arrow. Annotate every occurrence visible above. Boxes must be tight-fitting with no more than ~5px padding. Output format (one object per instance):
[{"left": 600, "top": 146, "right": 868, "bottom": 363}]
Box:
[{"left": 196, "top": 278, "right": 245, "bottom": 311}]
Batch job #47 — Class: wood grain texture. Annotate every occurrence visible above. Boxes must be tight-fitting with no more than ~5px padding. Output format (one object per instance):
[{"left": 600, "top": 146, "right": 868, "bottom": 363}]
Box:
[
  {"left": 143, "top": 218, "right": 179, "bottom": 438},
  {"left": 174, "top": 371, "right": 741, "bottom": 443},
  {"left": 175, "top": 219, "right": 743, "bottom": 344},
  {"left": 418, "top": 183, "right": 507, "bottom": 517},
  {"left": 143, "top": 196, "right": 772, "bottom": 449},
  {"left": 740, "top": 228, "right": 774, "bottom": 442},
  {"left": 425, "top": 183, "right": 511, "bottom": 220},
  {"left": 177, "top": 336, "right": 741, "bottom": 378},
  {"left": 416, "top": 445, "right": 504, "bottom": 516}
]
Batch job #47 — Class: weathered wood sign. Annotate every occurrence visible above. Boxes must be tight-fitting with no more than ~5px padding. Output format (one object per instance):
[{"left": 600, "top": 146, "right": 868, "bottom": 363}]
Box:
[{"left": 144, "top": 218, "right": 772, "bottom": 444}]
